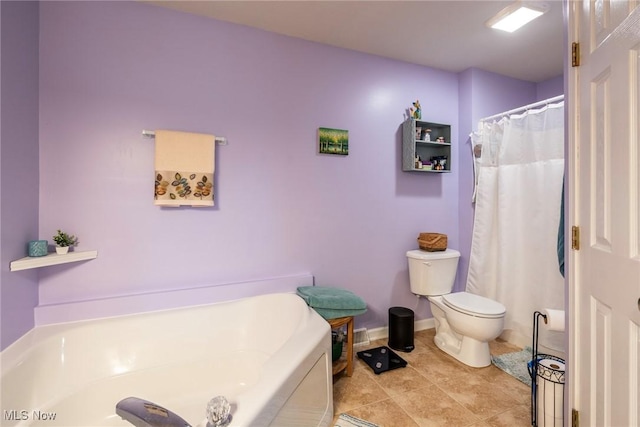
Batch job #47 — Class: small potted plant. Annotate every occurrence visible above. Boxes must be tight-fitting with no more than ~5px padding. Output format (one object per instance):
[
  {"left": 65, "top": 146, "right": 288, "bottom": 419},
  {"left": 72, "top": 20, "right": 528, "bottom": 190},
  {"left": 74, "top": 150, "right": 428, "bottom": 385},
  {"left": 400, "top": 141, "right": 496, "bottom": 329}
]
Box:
[{"left": 52, "top": 229, "right": 78, "bottom": 254}]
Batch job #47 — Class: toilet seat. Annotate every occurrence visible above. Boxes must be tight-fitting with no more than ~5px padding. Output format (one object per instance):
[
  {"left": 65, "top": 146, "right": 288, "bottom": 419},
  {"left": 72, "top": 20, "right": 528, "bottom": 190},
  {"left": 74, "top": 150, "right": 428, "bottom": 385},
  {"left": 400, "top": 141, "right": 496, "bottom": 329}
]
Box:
[{"left": 442, "top": 292, "right": 506, "bottom": 319}]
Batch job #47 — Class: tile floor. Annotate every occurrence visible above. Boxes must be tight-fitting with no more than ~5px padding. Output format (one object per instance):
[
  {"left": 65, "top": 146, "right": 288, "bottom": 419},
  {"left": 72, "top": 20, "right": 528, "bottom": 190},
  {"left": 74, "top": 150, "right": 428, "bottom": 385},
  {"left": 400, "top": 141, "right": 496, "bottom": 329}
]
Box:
[{"left": 331, "top": 328, "right": 532, "bottom": 427}]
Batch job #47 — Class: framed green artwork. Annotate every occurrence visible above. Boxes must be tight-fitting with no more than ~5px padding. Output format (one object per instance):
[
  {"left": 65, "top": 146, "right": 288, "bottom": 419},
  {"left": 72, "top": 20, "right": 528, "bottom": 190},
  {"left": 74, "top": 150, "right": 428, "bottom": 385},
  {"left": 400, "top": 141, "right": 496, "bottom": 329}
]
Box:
[{"left": 318, "top": 127, "right": 349, "bottom": 155}]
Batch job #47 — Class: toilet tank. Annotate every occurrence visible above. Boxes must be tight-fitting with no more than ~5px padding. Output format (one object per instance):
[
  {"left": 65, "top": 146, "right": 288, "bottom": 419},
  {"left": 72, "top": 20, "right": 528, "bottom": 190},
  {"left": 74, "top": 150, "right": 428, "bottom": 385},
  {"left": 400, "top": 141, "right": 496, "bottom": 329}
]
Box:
[{"left": 406, "top": 249, "right": 460, "bottom": 296}]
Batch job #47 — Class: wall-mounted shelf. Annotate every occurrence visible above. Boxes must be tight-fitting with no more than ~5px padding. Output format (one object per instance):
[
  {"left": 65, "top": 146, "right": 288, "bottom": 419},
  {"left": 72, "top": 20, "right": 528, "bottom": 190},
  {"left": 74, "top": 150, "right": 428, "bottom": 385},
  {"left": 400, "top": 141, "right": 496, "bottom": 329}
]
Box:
[
  {"left": 402, "top": 118, "right": 452, "bottom": 172},
  {"left": 10, "top": 250, "right": 98, "bottom": 272}
]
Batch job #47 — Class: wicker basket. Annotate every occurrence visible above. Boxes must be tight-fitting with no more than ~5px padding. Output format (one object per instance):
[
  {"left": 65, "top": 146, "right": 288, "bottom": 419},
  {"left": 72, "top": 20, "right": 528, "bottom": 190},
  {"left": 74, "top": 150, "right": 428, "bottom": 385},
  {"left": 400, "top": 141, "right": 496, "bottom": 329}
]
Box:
[{"left": 417, "top": 233, "right": 447, "bottom": 252}]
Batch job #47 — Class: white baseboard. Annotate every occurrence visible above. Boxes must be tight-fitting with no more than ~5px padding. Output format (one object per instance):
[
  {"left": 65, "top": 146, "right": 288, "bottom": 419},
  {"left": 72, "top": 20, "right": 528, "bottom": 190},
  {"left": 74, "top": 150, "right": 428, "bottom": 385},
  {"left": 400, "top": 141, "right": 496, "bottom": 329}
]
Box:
[
  {"left": 355, "top": 319, "right": 568, "bottom": 361},
  {"left": 365, "top": 317, "right": 435, "bottom": 342}
]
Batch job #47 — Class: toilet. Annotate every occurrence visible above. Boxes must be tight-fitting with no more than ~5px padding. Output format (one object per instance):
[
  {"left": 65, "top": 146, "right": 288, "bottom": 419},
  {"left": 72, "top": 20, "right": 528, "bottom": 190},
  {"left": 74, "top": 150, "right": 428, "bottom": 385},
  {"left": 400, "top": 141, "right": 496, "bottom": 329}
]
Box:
[{"left": 406, "top": 248, "right": 506, "bottom": 368}]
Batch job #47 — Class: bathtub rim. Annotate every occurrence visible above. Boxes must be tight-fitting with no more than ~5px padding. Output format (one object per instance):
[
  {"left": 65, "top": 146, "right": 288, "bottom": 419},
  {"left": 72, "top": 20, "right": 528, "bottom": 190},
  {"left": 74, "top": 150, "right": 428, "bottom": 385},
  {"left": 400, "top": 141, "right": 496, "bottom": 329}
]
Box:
[{"left": 1, "top": 291, "right": 304, "bottom": 373}]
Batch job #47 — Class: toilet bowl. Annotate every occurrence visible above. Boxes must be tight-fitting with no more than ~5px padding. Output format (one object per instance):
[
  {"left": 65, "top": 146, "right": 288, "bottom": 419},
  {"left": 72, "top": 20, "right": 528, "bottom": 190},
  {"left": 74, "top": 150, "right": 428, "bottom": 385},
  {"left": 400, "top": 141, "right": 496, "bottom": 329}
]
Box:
[
  {"left": 428, "top": 292, "right": 505, "bottom": 367},
  {"left": 406, "top": 249, "right": 506, "bottom": 368}
]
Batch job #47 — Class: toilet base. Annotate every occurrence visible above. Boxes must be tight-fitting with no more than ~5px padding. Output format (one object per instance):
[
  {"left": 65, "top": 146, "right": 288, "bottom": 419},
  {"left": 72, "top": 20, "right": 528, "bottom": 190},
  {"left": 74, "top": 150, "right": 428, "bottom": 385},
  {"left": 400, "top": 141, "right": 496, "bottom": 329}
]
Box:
[
  {"left": 427, "top": 295, "right": 503, "bottom": 368},
  {"left": 433, "top": 329, "right": 491, "bottom": 368}
]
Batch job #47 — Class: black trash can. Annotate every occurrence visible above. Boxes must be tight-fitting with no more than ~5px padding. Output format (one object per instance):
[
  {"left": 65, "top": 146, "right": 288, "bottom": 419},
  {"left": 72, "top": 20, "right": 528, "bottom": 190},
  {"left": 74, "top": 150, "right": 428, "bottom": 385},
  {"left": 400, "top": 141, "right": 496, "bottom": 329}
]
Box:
[{"left": 388, "top": 306, "right": 414, "bottom": 352}]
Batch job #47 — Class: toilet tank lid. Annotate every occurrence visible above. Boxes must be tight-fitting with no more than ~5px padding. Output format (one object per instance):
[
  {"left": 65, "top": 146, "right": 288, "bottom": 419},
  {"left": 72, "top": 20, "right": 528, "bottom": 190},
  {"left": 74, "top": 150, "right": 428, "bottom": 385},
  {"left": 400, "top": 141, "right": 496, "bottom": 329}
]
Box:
[
  {"left": 442, "top": 292, "right": 506, "bottom": 317},
  {"left": 406, "top": 249, "right": 460, "bottom": 260}
]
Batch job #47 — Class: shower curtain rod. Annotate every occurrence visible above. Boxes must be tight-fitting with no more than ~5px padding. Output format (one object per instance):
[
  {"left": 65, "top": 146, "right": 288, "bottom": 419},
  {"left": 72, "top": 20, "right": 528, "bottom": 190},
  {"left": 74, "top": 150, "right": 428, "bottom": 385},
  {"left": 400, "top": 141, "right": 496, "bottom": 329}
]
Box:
[{"left": 479, "top": 94, "right": 564, "bottom": 123}]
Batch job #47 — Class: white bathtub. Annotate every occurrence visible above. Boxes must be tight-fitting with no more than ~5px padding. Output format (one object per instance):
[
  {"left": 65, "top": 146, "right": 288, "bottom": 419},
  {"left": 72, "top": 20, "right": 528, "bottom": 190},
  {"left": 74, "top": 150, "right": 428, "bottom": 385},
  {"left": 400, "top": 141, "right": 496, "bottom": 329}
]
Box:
[{"left": 1, "top": 293, "right": 333, "bottom": 426}]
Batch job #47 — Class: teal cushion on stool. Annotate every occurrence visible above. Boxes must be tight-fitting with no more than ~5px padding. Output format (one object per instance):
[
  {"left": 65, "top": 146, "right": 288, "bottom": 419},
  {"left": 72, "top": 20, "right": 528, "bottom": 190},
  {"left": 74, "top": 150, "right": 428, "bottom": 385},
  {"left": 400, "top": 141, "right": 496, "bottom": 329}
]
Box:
[{"left": 296, "top": 286, "right": 367, "bottom": 320}]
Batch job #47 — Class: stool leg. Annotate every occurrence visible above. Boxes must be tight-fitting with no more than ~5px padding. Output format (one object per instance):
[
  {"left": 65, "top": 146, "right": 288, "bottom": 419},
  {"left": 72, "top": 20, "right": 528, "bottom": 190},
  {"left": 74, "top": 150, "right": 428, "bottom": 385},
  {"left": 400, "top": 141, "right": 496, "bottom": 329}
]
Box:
[{"left": 346, "top": 317, "right": 354, "bottom": 377}]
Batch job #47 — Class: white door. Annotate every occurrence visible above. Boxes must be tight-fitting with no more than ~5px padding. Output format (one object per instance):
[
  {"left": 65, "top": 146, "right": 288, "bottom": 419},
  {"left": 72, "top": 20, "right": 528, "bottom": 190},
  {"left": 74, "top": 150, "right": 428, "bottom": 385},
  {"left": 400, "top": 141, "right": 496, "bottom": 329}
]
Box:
[{"left": 569, "top": 1, "right": 640, "bottom": 426}]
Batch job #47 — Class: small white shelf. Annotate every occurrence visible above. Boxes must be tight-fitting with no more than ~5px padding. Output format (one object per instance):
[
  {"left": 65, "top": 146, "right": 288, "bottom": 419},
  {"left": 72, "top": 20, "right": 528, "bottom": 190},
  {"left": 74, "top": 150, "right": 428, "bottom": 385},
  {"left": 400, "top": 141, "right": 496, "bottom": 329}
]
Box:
[{"left": 10, "top": 250, "right": 98, "bottom": 272}]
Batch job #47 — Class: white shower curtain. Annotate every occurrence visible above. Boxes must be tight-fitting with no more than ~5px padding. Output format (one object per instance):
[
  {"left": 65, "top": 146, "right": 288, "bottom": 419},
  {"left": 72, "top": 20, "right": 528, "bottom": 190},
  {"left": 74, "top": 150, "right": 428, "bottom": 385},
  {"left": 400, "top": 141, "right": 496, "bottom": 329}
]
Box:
[{"left": 467, "top": 101, "right": 565, "bottom": 352}]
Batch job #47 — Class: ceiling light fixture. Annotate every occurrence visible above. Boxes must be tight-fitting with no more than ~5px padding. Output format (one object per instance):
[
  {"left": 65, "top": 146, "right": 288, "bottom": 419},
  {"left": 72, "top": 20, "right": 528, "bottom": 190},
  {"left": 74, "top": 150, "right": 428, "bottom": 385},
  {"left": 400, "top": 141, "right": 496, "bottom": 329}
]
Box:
[{"left": 486, "top": 1, "right": 549, "bottom": 33}]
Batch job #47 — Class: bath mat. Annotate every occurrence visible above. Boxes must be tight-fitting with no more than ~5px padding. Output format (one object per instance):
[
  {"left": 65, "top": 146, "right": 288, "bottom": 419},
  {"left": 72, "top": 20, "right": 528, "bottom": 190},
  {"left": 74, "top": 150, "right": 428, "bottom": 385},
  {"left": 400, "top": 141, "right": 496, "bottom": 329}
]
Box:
[
  {"left": 335, "top": 413, "right": 379, "bottom": 427},
  {"left": 356, "top": 346, "right": 407, "bottom": 375},
  {"left": 491, "top": 346, "right": 533, "bottom": 386}
]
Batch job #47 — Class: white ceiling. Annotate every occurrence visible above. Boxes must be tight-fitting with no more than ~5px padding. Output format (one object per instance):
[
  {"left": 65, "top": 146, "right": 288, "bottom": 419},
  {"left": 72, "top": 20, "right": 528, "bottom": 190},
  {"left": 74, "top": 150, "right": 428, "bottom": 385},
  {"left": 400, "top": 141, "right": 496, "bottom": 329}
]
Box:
[{"left": 146, "top": 0, "right": 565, "bottom": 83}]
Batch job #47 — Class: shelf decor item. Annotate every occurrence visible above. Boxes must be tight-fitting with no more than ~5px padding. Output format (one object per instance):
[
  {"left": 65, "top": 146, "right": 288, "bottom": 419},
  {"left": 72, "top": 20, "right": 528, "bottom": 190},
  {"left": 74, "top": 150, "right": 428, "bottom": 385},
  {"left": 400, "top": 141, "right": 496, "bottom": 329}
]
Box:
[
  {"left": 28, "top": 240, "right": 48, "bottom": 257},
  {"left": 318, "top": 127, "right": 349, "bottom": 155},
  {"left": 412, "top": 100, "right": 422, "bottom": 119},
  {"left": 52, "top": 229, "right": 79, "bottom": 255}
]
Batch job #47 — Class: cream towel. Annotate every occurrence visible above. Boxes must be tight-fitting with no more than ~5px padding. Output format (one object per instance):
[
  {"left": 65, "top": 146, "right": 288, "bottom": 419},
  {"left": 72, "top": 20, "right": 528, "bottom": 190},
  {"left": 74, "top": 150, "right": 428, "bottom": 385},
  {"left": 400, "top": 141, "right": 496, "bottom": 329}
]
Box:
[{"left": 154, "top": 130, "right": 215, "bottom": 207}]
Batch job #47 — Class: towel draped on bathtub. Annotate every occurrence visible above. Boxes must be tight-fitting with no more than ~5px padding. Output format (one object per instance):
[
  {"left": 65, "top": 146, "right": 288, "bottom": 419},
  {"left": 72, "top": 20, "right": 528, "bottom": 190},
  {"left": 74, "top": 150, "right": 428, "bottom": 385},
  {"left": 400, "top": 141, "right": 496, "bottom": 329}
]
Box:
[{"left": 296, "top": 286, "right": 367, "bottom": 319}]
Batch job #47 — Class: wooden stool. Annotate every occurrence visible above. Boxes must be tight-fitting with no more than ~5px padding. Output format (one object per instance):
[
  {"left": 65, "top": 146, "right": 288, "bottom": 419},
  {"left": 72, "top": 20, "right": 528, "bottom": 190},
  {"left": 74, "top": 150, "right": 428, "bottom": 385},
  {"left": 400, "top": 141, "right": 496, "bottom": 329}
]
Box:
[{"left": 328, "top": 316, "right": 354, "bottom": 377}]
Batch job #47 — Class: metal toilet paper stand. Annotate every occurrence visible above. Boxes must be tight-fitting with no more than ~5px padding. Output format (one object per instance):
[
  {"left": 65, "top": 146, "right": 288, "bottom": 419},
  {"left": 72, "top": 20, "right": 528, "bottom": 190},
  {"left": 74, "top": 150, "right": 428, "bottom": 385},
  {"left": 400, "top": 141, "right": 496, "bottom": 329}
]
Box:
[{"left": 529, "top": 311, "right": 565, "bottom": 427}]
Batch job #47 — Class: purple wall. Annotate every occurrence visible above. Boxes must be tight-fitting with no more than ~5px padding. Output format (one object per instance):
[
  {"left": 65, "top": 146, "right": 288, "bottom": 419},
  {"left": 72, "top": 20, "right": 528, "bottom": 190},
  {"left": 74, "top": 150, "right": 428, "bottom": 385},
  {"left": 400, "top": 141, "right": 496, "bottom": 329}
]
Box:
[
  {"left": 0, "top": 1, "right": 40, "bottom": 351},
  {"left": 37, "top": 1, "right": 460, "bottom": 330},
  {"left": 456, "top": 70, "right": 474, "bottom": 294},
  {"left": 537, "top": 75, "right": 564, "bottom": 101},
  {"left": 0, "top": 1, "right": 565, "bottom": 350}
]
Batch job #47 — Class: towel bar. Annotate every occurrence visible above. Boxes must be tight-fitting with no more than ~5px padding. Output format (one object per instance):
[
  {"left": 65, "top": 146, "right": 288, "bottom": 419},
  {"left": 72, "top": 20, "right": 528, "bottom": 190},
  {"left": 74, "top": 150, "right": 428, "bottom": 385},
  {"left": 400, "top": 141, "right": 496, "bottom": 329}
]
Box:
[{"left": 142, "top": 130, "right": 227, "bottom": 145}]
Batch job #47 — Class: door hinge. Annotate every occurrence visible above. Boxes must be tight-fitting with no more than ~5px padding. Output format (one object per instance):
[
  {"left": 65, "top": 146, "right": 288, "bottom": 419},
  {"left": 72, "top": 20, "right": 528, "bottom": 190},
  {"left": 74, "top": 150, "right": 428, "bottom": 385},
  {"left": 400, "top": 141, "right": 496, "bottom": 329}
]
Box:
[
  {"left": 572, "top": 42, "right": 581, "bottom": 67},
  {"left": 572, "top": 226, "right": 580, "bottom": 250},
  {"left": 572, "top": 409, "right": 580, "bottom": 427}
]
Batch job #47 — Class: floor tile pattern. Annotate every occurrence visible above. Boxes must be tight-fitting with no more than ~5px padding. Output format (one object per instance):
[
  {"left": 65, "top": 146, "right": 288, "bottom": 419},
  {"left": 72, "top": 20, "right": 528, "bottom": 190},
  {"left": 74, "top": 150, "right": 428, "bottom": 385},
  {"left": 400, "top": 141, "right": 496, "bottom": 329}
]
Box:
[{"left": 332, "top": 329, "right": 532, "bottom": 427}]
